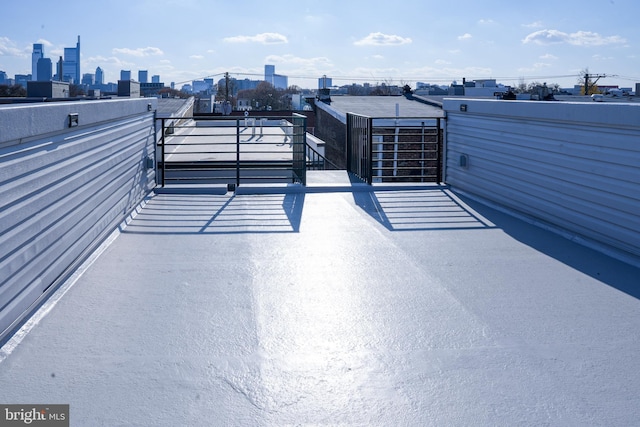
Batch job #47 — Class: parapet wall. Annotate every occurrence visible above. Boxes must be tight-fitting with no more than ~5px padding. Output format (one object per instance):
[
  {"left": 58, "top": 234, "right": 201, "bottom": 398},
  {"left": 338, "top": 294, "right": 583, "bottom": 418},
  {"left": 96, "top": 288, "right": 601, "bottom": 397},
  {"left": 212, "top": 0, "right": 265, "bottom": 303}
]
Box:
[
  {"left": 313, "top": 101, "right": 347, "bottom": 168},
  {"left": 0, "top": 98, "right": 157, "bottom": 342},
  {"left": 444, "top": 98, "right": 640, "bottom": 264}
]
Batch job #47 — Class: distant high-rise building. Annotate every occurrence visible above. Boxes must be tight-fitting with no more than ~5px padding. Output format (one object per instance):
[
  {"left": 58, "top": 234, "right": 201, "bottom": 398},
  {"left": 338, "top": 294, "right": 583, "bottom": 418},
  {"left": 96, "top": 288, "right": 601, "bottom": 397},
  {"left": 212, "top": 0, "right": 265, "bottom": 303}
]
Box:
[
  {"left": 192, "top": 80, "right": 210, "bottom": 93},
  {"left": 37, "top": 58, "right": 52, "bottom": 81},
  {"left": 54, "top": 57, "right": 63, "bottom": 81},
  {"left": 120, "top": 70, "right": 131, "bottom": 81},
  {"left": 82, "top": 73, "right": 95, "bottom": 86},
  {"left": 0, "top": 70, "right": 8, "bottom": 84},
  {"left": 32, "top": 43, "right": 44, "bottom": 81},
  {"left": 318, "top": 75, "right": 332, "bottom": 89},
  {"left": 62, "top": 36, "right": 80, "bottom": 83},
  {"left": 151, "top": 75, "right": 160, "bottom": 84},
  {"left": 95, "top": 67, "right": 104, "bottom": 85},
  {"left": 62, "top": 36, "right": 81, "bottom": 84},
  {"left": 138, "top": 70, "right": 148, "bottom": 83},
  {"left": 15, "top": 74, "right": 31, "bottom": 88},
  {"left": 264, "top": 64, "right": 288, "bottom": 89},
  {"left": 265, "top": 65, "right": 275, "bottom": 80}
]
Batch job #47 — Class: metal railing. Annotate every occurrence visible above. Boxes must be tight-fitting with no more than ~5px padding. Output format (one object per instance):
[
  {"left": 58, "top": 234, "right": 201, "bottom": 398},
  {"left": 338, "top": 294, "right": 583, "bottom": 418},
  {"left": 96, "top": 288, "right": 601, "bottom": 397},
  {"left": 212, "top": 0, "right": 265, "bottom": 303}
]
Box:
[
  {"left": 306, "top": 141, "right": 340, "bottom": 171},
  {"left": 157, "top": 114, "right": 310, "bottom": 187},
  {"left": 347, "top": 113, "right": 443, "bottom": 184}
]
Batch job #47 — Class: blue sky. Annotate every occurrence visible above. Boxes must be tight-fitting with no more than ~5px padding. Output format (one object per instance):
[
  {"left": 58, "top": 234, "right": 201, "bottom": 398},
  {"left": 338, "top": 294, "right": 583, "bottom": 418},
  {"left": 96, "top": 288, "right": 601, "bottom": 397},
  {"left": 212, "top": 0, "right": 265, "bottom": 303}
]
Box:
[{"left": 1, "top": 0, "right": 639, "bottom": 89}]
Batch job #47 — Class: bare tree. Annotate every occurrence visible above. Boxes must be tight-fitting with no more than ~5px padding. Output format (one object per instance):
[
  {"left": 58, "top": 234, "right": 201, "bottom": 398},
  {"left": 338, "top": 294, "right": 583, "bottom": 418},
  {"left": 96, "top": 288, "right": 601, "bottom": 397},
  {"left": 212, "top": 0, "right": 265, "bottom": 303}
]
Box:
[{"left": 0, "top": 84, "right": 27, "bottom": 97}]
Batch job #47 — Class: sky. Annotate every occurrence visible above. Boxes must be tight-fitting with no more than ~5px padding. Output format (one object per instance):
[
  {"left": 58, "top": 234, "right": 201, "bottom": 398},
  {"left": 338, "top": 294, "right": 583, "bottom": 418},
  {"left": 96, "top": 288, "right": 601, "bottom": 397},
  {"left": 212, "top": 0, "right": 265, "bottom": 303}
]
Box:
[{"left": 1, "top": 0, "right": 639, "bottom": 90}]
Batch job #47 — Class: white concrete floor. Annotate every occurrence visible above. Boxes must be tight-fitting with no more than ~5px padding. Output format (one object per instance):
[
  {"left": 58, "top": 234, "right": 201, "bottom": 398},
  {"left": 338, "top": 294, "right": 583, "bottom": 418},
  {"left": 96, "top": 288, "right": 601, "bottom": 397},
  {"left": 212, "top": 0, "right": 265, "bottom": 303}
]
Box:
[
  {"left": 164, "top": 120, "right": 294, "bottom": 163},
  {"left": 1, "top": 186, "right": 639, "bottom": 426}
]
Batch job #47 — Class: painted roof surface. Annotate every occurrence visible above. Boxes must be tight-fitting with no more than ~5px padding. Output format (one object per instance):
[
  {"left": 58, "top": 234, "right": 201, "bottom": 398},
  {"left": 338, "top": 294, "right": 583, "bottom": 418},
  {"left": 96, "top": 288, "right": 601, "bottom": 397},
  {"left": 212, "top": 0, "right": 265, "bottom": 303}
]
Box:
[
  {"left": 1, "top": 180, "right": 639, "bottom": 425},
  {"left": 327, "top": 95, "right": 444, "bottom": 118}
]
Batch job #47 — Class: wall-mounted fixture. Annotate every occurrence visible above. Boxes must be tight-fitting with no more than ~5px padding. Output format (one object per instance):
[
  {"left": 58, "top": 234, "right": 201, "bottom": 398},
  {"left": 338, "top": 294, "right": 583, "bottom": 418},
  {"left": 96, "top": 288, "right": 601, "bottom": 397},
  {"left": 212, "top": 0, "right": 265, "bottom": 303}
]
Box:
[
  {"left": 68, "top": 113, "right": 79, "bottom": 128},
  {"left": 147, "top": 103, "right": 153, "bottom": 112},
  {"left": 460, "top": 104, "right": 468, "bottom": 112},
  {"left": 459, "top": 153, "right": 469, "bottom": 169},
  {"left": 146, "top": 156, "right": 154, "bottom": 169}
]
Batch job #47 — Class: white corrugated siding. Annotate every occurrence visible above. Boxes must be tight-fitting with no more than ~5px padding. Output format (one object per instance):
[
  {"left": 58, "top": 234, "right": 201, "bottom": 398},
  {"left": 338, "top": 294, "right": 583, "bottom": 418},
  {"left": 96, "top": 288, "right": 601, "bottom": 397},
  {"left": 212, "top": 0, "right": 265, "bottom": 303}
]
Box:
[
  {"left": 444, "top": 99, "right": 640, "bottom": 261},
  {"left": 0, "top": 105, "right": 156, "bottom": 340}
]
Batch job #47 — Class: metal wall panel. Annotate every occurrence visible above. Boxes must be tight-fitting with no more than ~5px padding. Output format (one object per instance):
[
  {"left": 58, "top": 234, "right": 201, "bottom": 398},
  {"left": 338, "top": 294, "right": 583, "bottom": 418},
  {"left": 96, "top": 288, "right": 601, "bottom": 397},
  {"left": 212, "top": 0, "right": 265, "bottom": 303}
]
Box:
[
  {"left": 1, "top": 109, "right": 156, "bottom": 341},
  {"left": 444, "top": 99, "right": 640, "bottom": 262}
]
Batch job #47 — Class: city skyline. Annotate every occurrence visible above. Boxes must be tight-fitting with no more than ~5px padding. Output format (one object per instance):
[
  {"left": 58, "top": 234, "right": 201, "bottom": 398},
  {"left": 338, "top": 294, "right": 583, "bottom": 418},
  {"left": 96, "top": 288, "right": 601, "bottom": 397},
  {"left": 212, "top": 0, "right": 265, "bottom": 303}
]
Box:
[{"left": 1, "top": 0, "right": 640, "bottom": 89}]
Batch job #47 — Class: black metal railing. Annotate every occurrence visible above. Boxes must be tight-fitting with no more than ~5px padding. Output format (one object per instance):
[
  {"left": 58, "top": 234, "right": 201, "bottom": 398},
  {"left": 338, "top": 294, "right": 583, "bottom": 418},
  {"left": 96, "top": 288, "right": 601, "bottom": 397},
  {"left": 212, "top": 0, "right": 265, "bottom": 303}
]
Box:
[
  {"left": 306, "top": 142, "right": 340, "bottom": 171},
  {"left": 157, "top": 114, "right": 309, "bottom": 187},
  {"left": 347, "top": 113, "right": 443, "bottom": 184}
]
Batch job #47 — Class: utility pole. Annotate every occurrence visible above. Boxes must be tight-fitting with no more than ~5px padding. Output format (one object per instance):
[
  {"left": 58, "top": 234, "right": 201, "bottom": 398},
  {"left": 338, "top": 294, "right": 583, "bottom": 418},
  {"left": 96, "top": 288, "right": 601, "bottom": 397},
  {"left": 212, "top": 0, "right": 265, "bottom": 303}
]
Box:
[{"left": 584, "top": 72, "right": 608, "bottom": 95}]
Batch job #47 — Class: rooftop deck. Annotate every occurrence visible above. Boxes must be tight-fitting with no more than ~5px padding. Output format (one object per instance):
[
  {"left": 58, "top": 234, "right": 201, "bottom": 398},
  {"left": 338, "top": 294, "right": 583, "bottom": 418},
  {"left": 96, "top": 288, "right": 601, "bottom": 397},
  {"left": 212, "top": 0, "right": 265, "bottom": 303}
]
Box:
[{"left": 1, "top": 176, "right": 639, "bottom": 425}]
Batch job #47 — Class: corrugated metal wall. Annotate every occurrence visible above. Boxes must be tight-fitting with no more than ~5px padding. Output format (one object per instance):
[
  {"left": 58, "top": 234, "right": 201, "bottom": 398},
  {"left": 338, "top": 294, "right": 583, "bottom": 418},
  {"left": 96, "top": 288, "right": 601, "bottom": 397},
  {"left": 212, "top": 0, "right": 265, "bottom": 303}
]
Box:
[
  {"left": 1, "top": 102, "right": 156, "bottom": 341},
  {"left": 444, "top": 99, "right": 640, "bottom": 262}
]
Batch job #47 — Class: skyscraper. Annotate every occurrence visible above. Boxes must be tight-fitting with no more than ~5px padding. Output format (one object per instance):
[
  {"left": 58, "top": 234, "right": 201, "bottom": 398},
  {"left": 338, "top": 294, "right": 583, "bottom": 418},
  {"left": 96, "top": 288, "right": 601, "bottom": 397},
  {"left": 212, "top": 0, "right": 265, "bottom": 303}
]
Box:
[
  {"left": 37, "top": 58, "right": 52, "bottom": 81},
  {"left": 264, "top": 65, "right": 275, "bottom": 84},
  {"left": 264, "top": 64, "right": 288, "bottom": 89},
  {"left": 138, "top": 70, "right": 148, "bottom": 83},
  {"left": 81, "top": 73, "right": 95, "bottom": 86},
  {"left": 62, "top": 36, "right": 80, "bottom": 83},
  {"left": 95, "top": 67, "right": 104, "bottom": 85},
  {"left": 120, "top": 70, "right": 131, "bottom": 81},
  {"left": 32, "top": 44, "right": 44, "bottom": 81}
]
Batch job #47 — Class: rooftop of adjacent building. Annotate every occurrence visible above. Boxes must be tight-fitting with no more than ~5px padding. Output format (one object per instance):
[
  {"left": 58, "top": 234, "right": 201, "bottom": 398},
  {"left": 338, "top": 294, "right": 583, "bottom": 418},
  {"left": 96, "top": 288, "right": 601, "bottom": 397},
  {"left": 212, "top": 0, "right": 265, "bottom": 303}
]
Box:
[{"left": 325, "top": 94, "right": 444, "bottom": 117}]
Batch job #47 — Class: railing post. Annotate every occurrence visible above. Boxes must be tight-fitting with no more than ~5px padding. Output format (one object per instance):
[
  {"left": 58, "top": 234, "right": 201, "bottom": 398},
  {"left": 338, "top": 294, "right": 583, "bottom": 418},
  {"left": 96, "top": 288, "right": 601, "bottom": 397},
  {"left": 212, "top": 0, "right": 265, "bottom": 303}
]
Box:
[
  {"left": 161, "top": 118, "right": 166, "bottom": 187},
  {"left": 236, "top": 118, "right": 241, "bottom": 188},
  {"left": 367, "top": 116, "right": 373, "bottom": 185},
  {"left": 437, "top": 117, "right": 443, "bottom": 183},
  {"left": 421, "top": 121, "right": 425, "bottom": 183},
  {"left": 291, "top": 113, "right": 307, "bottom": 185}
]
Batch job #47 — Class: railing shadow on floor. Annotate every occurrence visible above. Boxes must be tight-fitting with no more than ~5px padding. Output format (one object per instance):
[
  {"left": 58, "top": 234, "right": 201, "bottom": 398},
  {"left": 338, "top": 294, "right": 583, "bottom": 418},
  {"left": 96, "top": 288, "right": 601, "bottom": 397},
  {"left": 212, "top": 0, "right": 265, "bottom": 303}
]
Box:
[
  {"left": 121, "top": 192, "right": 305, "bottom": 235},
  {"left": 352, "top": 187, "right": 497, "bottom": 231}
]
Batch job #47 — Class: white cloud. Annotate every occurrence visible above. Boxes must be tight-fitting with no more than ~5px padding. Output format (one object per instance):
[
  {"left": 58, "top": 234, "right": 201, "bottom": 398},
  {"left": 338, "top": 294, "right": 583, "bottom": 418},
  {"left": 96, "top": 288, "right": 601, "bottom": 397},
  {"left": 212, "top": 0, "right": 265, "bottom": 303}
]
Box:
[
  {"left": 223, "top": 33, "right": 288, "bottom": 44},
  {"left": 540, "top": 53, "right": 558, "bottom": 60},
  {"left": 592, "top": 54, "right": 614, "bottom": 61},
  {"left": 190, "top": 55, "right": 204, "bottom": 60},
  {"left": 35, "top": 38, "right": 54, "bottom": 48},
  {"left": 264, "top": 54, "right": 333, "bottom": 68},
  {"left": 435, "top": 59, "right": 451, "bottom": 65},
  {"left": 0, "top": 37, "right": 26, "bottom": 57},
  {"left": 522, "top": 29, "right": 626, "bottom": 46},
  {"left": 85, "top": 55, "right": 134, "bottom": 68},
  {"left": 304, "top": 14, "right": 326, "bottom": 25},
  {"left": 112, "top": 47, "right": 164, "bottom": 57},
  {"left": 354, "top": 32, "right": 412, "bottom": 46},
  {"left": 517, "top": 62, "right": 552, "bottom": 73},
  {"left": 478, "top": 19, "right": 495, "bottom": 25},
  {"left": 522, "top": 21, "right": 543, "bottom": 29},
  {"left": 372, "top": 54, "right": 384, "bottom": 60},
  {"left": 458, "top": 33, "right": 472, "bottom": 40}
]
